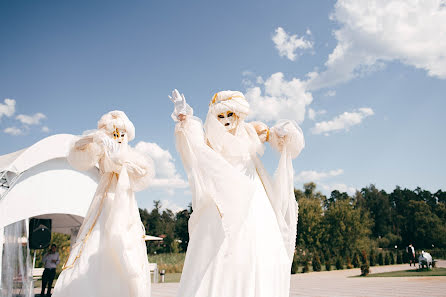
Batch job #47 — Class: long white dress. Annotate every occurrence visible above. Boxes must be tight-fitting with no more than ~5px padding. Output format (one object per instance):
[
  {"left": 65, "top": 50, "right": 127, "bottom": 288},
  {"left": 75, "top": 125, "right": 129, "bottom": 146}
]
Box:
[
  {"left": 53, "top": 137, "right": 154, "bottom": 297},
  {"left": 175, "top": 115, "right": 304, "bottom": 297}
]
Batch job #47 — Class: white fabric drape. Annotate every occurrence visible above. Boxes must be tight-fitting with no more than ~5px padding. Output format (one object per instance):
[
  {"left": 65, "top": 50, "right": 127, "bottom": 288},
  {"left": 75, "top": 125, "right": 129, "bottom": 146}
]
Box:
[{"left": 53, "top": 138, "right": 154, "bottom": 297}]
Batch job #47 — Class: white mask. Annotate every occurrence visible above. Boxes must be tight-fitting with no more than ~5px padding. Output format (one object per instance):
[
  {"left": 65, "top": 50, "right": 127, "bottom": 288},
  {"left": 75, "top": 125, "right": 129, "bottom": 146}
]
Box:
[
  {"left": 217, "top": 111, "right": 237, "bottom": 131},
  {"left": 113, "top": 127, "right": 128, "bottom": 146}
]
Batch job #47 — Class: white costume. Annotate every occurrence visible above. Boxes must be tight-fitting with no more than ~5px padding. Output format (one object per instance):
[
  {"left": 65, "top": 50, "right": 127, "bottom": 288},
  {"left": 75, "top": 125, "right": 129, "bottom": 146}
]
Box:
[
  {"left": 53, "top": 111, "right": 154, "bottom": 297},
  {"left": 170, "top": 90, "right": 304, "bottom": 297}
]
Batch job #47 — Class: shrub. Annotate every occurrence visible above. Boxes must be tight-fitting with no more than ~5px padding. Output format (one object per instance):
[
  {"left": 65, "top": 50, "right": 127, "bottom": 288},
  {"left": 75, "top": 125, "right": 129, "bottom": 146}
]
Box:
[
  {"left": 312, "top": 253, "right": 322, "bottom": 272},
  {"left": 302, "top": 257, "right": 310, "bottom": 273},
  {"left": 384, "top": 253, "right": 390, "bottom": 265},
  {"left": 352, "top": 253, "right": 360, "bottom": 268},
  {"left": 390, "top": 252, "right": 395, "bottom": 264},
  {"left": 291, "top": 253, "right": 299, "bottom": 274},
  {"left": 369, "top": 250, "right": 376, "bottom": 266},
  {"left": 346, "top": 256, "right": 353, "bottom": 269},
  {"left": 360, "top": 262, "right": 370, "bottom": 276},
  {"left": 360, "top": 250, "right": 370, "bottom": 276},
  {"left": 325, "top": 259, "right": 331, "bottom": 271},
  {"left": 324, "top": 251, "right": 331, "bottom": 263},
  {"left": 335, "top": 257, "right": 344, "bottom": 270},
  {"left": 378, "top": 252, "right": 384, "bottom": 265},
  {"left": 320, "top": 253, "right": 325, "bottom": 265}
]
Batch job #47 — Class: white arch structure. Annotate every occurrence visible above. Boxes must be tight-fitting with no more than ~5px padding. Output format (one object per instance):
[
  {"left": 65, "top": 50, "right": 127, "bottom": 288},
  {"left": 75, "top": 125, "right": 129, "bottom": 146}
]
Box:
[{"left": 0, "top": 134, "right": 100, "bottom": 288}]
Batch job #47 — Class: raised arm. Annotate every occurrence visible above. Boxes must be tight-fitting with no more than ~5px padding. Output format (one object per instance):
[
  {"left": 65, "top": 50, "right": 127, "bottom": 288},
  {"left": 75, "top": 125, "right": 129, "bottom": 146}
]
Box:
[
  {"left": 168, "top": 89, "right": 207, "bottom": 171},
  {"left": 169, "top": 89, "right": 193, "bottom": 122}
]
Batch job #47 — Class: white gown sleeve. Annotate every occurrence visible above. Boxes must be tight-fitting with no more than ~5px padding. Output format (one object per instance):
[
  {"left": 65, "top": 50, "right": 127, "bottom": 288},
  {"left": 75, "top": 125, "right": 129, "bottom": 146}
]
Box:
[
  {"left": 123, "top": 148, "right": 155, "bottom": 192},
  {"left": 67, "top": 135, "right": 103, "bottom": 171},
  {"left": 254, "top": 119, "right": 305, "bottom": 261}
]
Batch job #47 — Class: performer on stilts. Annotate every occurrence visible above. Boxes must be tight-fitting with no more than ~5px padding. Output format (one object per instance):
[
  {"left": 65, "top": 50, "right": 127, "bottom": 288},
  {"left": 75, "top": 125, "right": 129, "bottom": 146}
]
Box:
[
  {"left": 169, "top": 89, "right": 305, "bottom": 297},
  {"left": 53, "top": 110, "right": 154, "bottom": 297}
]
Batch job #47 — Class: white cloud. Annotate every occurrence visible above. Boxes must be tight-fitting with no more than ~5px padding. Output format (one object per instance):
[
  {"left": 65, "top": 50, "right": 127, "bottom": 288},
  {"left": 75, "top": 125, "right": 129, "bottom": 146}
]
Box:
[
  {"left": 272, "top": 27, "right": 313, "bottom": 61},
  {"left": 311, "top": 107, "right": 374, "bottom": 135},
  {"left": 308, "top": 108, "right": 327, "bottom": 120},
  {"left": 324, "top": 90, "right": 336, "bottom": 97},
  {"left": 135, "top": 141, "right": 188, "bottom": 192},
  {"left": 295, "top": 169, "right": 344, "bottom": 183},
  {"left": 16, "top": 113, "right": 46, "bottom": 125},
  {"left": 160, "top": 199, "right": 185, "bottom": 213},
  {"left": 295, "top": 169, "right": 356, "bottom": 195},
  {"left": 308, "top": 108, "right": 316, "bottom": 120},
  {"left": 4, "top": 126, "right": 23, "bottom": 136},
  {"left": 0, "top": 99, "right": 16, "bottom": 119},
  {"left": 320, "top": 183, "right": 357, "bottom": 196},
  {"left": 41, "top": 126, "right": 50, "bottom": 133},
  {"left": 307, "top": 0, "right": 446, "bottom": 90},
  {"left": 245, "top": 72, "right": 313, "bottom": 123}
]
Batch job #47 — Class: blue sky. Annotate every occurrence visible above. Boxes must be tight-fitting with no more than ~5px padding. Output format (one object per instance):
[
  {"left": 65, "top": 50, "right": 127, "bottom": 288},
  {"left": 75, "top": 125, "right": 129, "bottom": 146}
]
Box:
[{"left": 1, "top": 0, "right": 445, "bottom": 211}]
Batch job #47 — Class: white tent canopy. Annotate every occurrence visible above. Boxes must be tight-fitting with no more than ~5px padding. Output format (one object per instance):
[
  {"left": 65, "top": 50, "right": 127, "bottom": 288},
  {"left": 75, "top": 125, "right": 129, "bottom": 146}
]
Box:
[{"left": 0, "top": 134, "right": 100, "bottom": 230}]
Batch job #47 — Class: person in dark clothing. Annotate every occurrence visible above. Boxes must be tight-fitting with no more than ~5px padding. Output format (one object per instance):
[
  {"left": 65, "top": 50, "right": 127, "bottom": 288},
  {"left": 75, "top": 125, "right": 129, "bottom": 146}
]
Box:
[
  {"left": 41, "top": 244, "right": 60, "bottom": 296},
  {"left": 406, "top": 243, "right": 416, "bottom": 267}
]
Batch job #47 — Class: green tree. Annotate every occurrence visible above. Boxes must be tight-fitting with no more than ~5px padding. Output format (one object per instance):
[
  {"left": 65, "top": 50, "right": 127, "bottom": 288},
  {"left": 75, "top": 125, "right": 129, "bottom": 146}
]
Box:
[
  {"left": 369, "top": 249, "right": 376, "bottom": 266},
  {"left": 357, "top": 185, "right": 392, "bottom": 240},
  {"left": 378, "top": 252, "right": 384, "bottom": 265},
  {"left": 322, "top": 199, "right": 372, "bottom": 257},
  {"left": 384, "top": 253, "right": 390, "bottom": 265},
  {"left": 335, "top": 257, "right": 344, "bottom": 270},
  {"left": 325, "top": 258, "right": 331, "bottom": 271},
  {"left": 360, "top": 250, "right": 370, "bottom": 276},
  {"left": 297, "top": 197, "right": 324, "bottom": 251},
  {"left": 312, "top": 253, "right": 322, "bottom": 272}
]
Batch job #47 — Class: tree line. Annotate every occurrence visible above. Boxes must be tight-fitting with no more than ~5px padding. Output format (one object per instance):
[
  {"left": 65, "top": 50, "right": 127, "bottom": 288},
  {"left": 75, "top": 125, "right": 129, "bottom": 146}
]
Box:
[{"left": 140, "top": 183, "right": 446, "bottom": 257}]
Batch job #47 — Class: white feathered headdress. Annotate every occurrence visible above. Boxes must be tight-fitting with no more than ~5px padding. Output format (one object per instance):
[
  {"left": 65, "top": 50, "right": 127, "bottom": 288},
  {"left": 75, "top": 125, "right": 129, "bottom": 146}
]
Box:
[
  {"left": 97, "top": 110, "right": 135, "bottom": 141},
  {"left": 208, "top": 91, "right": 250, "bottom": 120}
]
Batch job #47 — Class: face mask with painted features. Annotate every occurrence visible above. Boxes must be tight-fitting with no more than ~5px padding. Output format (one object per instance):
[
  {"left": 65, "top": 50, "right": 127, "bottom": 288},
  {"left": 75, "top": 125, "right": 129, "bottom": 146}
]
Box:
[
  {"left": 217, "top": 111, "right": 238, "bottom": 131},
  {"left": 113, "top": 127, "right": 128, "bottom": 146}
]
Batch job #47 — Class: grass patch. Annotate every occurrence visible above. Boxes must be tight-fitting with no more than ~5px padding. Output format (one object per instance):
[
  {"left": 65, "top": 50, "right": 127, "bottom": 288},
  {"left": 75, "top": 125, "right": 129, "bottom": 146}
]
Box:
[
  {"left": 367, "top": 267, "right": 446, "bottom": 277},
  {"left": 148, "top": 253, "right": 185, "bottom": 273},
  {"left": 163, "top": 273, "right": 182, "bottom": 283}
]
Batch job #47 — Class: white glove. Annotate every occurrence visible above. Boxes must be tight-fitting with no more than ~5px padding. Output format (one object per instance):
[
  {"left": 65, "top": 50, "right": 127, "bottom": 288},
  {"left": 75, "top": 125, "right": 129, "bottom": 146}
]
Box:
[
  {"left": 274, "top": 121, "right": 290, "bottom": 138},
  {"left": 169, "top": 89, "right": 193, "bottom": 121},
  {"left": 94, "top": 131, "right": 120, "bottom": 155}
]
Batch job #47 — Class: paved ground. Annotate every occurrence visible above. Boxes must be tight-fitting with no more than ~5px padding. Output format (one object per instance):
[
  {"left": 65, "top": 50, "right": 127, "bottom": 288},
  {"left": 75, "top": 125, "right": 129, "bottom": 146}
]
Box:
[
  {"left": 152, "top": 260, "right": 446, "bottom": 297},
  {"left": 33, "top": 261, "right": 446, "bottom": 297}
]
